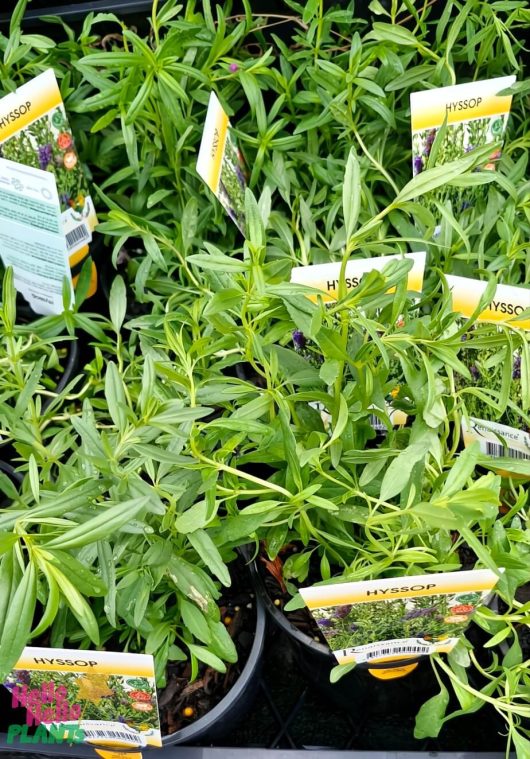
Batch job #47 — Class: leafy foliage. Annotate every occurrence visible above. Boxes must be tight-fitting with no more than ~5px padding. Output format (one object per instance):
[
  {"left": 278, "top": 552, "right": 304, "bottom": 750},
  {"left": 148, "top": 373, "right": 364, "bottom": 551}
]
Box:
[{"left": 0, "top": 0, "right": 530, "bottom": 752}]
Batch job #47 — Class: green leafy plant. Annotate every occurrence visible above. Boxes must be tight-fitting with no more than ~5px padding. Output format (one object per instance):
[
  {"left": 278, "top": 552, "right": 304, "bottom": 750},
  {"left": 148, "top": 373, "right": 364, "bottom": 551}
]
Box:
[{"left": 1, "top": 0, "right": 530, "bottom": 753}]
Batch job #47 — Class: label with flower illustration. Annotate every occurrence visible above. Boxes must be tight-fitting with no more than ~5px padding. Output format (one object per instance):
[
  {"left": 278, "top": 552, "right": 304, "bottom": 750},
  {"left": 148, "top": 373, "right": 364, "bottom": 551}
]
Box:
[
  {"left": 290, "top": 251, "right": 426, "bottom": 303},
  {"left": 445, "top": 274, "right": 530, "bottom": 330},
  {"left": 410, "top": 76, "right": 515, "bottom": 177},
  {"left": 0, "top": 157, "right": 72, "bottom": 315},
  {"left": 4, "top": 647, "right": 161, "bottom": 748},
  {"left": 196, "top": 91, "right": 247, "bottom": 235},
  {"left": 0, "top": 69, "right": 98, "bottom": 298},
  {"left": 300, "top": 569, "right": 500, "bottom": 667}
]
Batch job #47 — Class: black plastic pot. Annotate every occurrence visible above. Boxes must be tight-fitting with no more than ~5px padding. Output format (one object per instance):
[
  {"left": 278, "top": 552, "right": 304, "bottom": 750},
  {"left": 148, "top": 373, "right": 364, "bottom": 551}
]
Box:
[
  {"left": 251, "top": 561, "right": 438, "bottom": 719},
  {"left": 164, "top": 590, "right": 266, "bottom": 747},
  {"left": 0, "top": 0, "right": 376, "bottom": 26},
  {"left": 44, "top": 338, "right": 80, "bottom": 407},
  {"left": 0, "top": 562, "right": 266, "bottom": 755},
  {"left": 0, "top": 460, "right": 22, "bottom": 483},
  {"left": 0, "top": 747, "right": 514, "bottom": 759}
]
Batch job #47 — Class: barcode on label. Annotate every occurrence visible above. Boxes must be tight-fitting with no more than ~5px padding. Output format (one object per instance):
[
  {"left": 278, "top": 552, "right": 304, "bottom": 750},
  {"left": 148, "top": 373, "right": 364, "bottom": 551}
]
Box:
[
  {"left": 370, "top": 414, "right": 387, "bottom": 432},
  {"left": 366, "top": 645, "right": 429, "bottom": 659},
  {"left": 83, "top": 729, "right": 138, "bottom": 742},
  {"left": 484, "top": 442, "right": 530, "bottom": 460},
  {"left": 66, "top": 223, "right": 91, "bottom": 251}
]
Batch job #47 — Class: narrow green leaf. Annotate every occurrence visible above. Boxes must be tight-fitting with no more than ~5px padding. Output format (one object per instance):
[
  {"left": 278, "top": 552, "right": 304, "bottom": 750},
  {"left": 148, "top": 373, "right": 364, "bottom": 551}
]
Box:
[
  {"left": 0, "top": 559, "right": 37, "bottom": 679},
  {"left": 380, "top": 442, "right": 426, "bottom": 501},
  {"left": 207, "top": 619, "right": 238, "bottom": 662},
  {"left": 47, "top": 564, "right": 100, "bottom": 644},
  {"left": 30, "top": 558, "right": 60, "bottom": 638},
  {"left": 98, "top": 540, "right": 117, "bottom": 626},
  {"left": 29, "top": 454, "right": 40, "bottom": 504},
  {"left": 187, "top": 643, "right": 226, "bottom": 673},
  {"left": 343, "top": 149, "right": 361, "bottom": 241},
  {"left": 180, "top": 598, "right": 212, "bottom": 644},
  {"left": 188, "top": 529, "right": 231, "bottom": 586},
  {"left": 328, "top": 394, "right": 349, "bottom": 447},
  {"left": 0, "top": 549, "right": 15, "bottom": 639},
  {"left": 395, "top": 144, "right": 500, "bottom": 204},
  {"left": 105, "top": 361, "right": 129, "bottom": 432},
  {"left": 330, "top": 662, "right": 357, "bottom": 683},
  {"left": 414, "top": 686, "right": 450, "bottom": 739},
  {"left": 441, "top": 443, "right": 480, "bottom": 497},
  {"left": 109, "top": 275, "right": 127, "bottom": 333},
  {"left": 44, "top": 550, "right": 107, "bottom": 596},
  {"left": 44, "top": 497, "right": 148, "bottom": 550}
]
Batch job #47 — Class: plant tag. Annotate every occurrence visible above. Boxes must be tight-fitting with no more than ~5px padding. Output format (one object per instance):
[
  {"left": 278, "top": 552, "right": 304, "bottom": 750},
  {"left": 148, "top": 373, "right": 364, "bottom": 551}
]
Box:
[
  {"left": 290, "top": 251, "right": 426, "bottom": 303},
  {"left": 462, "top": 417, "right": 530, "bottom": 478},
  {"left": 0, "top": 69, "right": 98, "bottom": 296},
  {"left": 300, "top": 569, "right": 500, "bottom": 668},
  {"left": 450, "top": 275, "right": 529, "bottom": 474},
  {"left": 3, "top": 646, "right": 162, "bottom": 749},
  {"left": 196, "top": 91, "right": 247, "bottom": 235},
  {"left": 410, "top": 75, "right": 515, "bottom": 176},
  {"left": 369, "top": 405, "right": 408, "bottom": 433},
  {"left": 446, "top": 274, "right": 530, "bottom": 330},
  {"left": 0, "top": 157, "right": 72, "bottom": 315}
]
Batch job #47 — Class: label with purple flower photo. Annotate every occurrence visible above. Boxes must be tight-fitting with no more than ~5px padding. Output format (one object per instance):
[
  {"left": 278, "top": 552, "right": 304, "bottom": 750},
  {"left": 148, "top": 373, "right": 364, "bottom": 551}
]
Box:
[
  {"left": 300, "top": 569, "right": 500, "bottom": 667},
  {"left": 0, "top": 69, "right": 98, "bottom": 302},
  {"left": 4, "top": 647, "right": 161, "bottom": 749},
  {"left": 196, "top": 92, "right": 247, "bottom": 235},
  {"left": 410, "top": 76, "right": 515, "bottom": 211}
]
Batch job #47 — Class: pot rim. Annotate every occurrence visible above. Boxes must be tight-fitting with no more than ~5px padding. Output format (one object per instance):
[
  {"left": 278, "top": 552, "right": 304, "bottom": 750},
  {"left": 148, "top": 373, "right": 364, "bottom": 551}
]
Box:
[
  {"left": 162, "top": 570, "right": 266, "bottom": 746},
  {"left": 251, "top": 558, "right": 426, "bottom": 671},
  {"left": 0, "top": 558, "right": 266, "bottom": 755}
]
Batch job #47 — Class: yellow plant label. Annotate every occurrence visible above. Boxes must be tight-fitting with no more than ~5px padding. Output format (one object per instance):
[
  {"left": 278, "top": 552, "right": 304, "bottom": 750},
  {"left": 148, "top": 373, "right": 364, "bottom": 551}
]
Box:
[
  {"left": 291, "top": 251, "right": 426, "bottom": 304},
  {"left": 300, "top": 569, "right": 499, "bottom": 667},
  {"left": 196, "top": 91, "right": 247, "bottom": 234},
  {"left": 6, "top": 646, "right": 162, "bottom": 748},
  {"left": 410, "top": 75, "right": 515, "bottom": 132},
  {"left": 0, "top": 69, "right": 98, "bottom": 299},
  {"left": 445, "top": 274, "right": 530, "bottom": 330}
]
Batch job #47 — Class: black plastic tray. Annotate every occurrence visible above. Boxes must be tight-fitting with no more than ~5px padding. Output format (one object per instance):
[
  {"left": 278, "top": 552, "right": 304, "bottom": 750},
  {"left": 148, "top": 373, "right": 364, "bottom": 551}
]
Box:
[
  {"left": 0, "top": 0, "right": 152, "bottom": 26},
  {"left": 0, "top": 749, "right": 516, "bottom": 758},
  {"left": 0, "top": 630, "right": 516, "bottom": 758}
]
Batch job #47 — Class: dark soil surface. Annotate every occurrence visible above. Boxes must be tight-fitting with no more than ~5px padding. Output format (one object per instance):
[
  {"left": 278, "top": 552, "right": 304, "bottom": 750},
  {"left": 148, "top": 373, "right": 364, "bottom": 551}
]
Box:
[
  {"left": 0, "top": 564, "right": 257, "bottom": 741},
  {"left": 258, "top": 546, "right": 327, "bottom": 645},
  {"left": 159, "top": 566, "right": 257, "bottom": 735}
]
